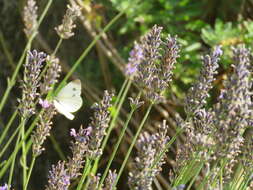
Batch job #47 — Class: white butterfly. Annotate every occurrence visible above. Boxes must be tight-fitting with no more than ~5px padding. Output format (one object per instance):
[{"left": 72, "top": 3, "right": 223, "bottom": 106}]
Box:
[{"left": 53, "top": 79, "right": 83, "bottom": 120}]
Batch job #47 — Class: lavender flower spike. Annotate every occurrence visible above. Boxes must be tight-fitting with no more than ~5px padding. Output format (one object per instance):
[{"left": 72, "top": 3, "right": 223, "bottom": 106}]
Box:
[
  {"left": 128, "top": 120, "right": 170, "bottom": 190},
  {"left": 185, "top": 45, "right": 222, "bottom": 114},
  {"left": 19, "top": 50, "right": 46, "bottom": 118},
  {"left": 213, "top": 45, "right": 252, "bottom": 179},
  {"left": 127, "top": 25, "right": 180, "bottom": 103},
  {"left": 46, "top": 161, "right": 70, "bottom": 190},
  {"left": 86, "top": 90, "right": 114, "bottom": 159}
]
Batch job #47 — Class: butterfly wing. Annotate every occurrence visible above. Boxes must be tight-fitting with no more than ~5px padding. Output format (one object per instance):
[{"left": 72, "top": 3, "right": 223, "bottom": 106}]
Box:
[
  {"left": 54, "top": 96, "right": 83, "bottom": 112},
  {"left": 53, "top": 100, "right": 75, "bottom": 120},
  {"left": 54, "top": 79, "right": 83, "bottom": 120},
  {"left": 56, "top": 79, "right": 82, "bottom": 99}
]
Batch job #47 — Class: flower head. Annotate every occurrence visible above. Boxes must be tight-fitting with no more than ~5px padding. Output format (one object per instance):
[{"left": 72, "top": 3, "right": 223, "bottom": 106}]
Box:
[{"left": 55, "top": 4, "right": 81, "bottom": 39}]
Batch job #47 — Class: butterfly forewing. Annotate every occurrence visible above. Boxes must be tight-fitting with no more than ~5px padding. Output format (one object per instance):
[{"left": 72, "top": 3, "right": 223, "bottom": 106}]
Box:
[{"left": 56, "top": 79, "right": 82, "bottom": 99}]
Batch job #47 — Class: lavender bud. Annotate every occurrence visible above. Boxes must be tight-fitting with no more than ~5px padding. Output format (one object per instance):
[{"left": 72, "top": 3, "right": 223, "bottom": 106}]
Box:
[
  {"left": 126, "top": 25, "right": 180, "bottom": 103},
  {"left": 0, "top": 184, "right": 9, "bottom": 190},
  {"left": 213, "top": 45, "right": 252, "bottom": 179},
  {"left": 129, "top": 95, "right": 144, "bottom": 110},
  {"left": 104, "top": 170, "right": 118, "bottom": 190}
]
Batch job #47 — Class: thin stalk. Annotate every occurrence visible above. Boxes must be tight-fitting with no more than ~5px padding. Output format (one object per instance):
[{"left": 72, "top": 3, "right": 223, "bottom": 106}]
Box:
[
  {"left": 76, "top": 159, "right": 91, "bottom": 190},
  {"left": 0, "top": 110, "right": 18, "bottom": 147},
  {"left": 112, "top": 103, "right": 153, "bottom": 189},
  {"left": 91, "top": 79, "right": 131, "bottom": 174},
  {"left": 0, "top": 110, "right": 42, "bottom": 179},
  {"left": 21, "top": 118, "right": 27, "bottom": 188},
  {"left": 52, "top": 38, "right": 63, "bottom": 56},
  {"left": 113, "top": 79, "right": 128, "bottom": 108},
  {"left": 98, "top": 94, "right": 139, "bottom": 189},
  {"left": 0, "top": 123, "right": 21, "bottom": 159},
  {"left": 196, "top": 161, "right": 218, "bottom": 190},
  {"left": 7, "top": 130, "right": 21, "bottom": 188},
  {"left": 0, "top": 0, "right": 52, "bottom": 113},
  {"left": 49, "top": 135, "right": 66, "bottom": 160},
  {"left": 24, "top": 156, "right": 36, "bottom": 190},
  {"left": 186, "top": 162, "right": 204, "bottom": 190}
]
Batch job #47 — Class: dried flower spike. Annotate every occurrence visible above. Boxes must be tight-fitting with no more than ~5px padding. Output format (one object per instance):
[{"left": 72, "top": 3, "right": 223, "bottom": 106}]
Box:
[
  {"left": 23, "top": 0, "right": 38, "bottom": 38},
  {"left": 55, "top": 4, "right": 81, "bottom": 39}
]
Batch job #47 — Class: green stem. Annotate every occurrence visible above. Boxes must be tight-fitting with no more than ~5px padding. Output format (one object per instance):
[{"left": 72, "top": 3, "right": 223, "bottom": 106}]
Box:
[
  {"left": 0, "top": 123, "right": 21, "bottom": 159},
  {"left": 52, "top": 38, "right": 63, "bottom": 56},
  {"left": 76, "top": 159, "right": 91, "bottom": 190},
  {"left": 98, "top": 93, "right": 139, "bottom": 189},
  {"left": 21, "top": 117, "right": 27, "bottom": 189},
  {"left": 49, "top": 135, "right": 66, "bottom": 160},
  {"left": 7, "top": 130, "right": 21, "bottom": 189},
  {"left": 0, "top": 0, "right": 52, "bottom": 113},
  {"left": 112, "top": 103, "right": 153, "bottom": 189},
  {"left": 0, "top": 110, "right": 42, "bottom": 179},
  {"left": 24, "top": 156, "right": 36, "bottom": 190},
  {"left": 0, "top": 110, "right": 18, "bottom": 147}
]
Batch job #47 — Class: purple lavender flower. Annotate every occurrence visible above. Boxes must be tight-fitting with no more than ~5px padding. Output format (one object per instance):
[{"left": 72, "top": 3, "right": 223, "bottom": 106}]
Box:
[
  {"left": 39, "top": 99, "right": 51, "bottom": 109},
  {"left": 67, "top": 126, "right": 90, "bottom": 179},
  {"left": 19, "top": 50, "right": 46, "bottom": 118},
  {"left": 70, "top": 128, "right": 77, "bottom": 137},
  {"left": 212, "top": 45, "right": 252, "bottom": 178},
  {"left": 46, "top": 161, "right": 70, "bottom": 190},
  {"left": 32, "top": 104, "right": 56, "bottom": 156},
  {"left": 0, "top": 184, "right": 8, "bottom": 190},
  {"left": 128, "top": 120, "right": 170, "bottom": 190},
  {"left": 185, "top": 46, "right": 222, "bottom": 114},
  {"left": 126, "top": 25, "right": 180, "bottom": 103},
  {"left": 86, "top": 91, "right": 113, "bottom": 159},
  {"left": 125, "top": 43, "right": 143, "bottom": 76}
]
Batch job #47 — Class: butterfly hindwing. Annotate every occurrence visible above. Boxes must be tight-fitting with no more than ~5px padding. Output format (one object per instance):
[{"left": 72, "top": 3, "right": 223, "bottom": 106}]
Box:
[{"left": 53, "top": 100, "right": 75, "bottom": 120}]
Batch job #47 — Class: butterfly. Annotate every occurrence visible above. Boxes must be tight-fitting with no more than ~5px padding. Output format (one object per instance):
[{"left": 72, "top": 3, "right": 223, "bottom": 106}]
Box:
[{"left": 53, "top": 79, "right": 83, "bottom": 120}]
